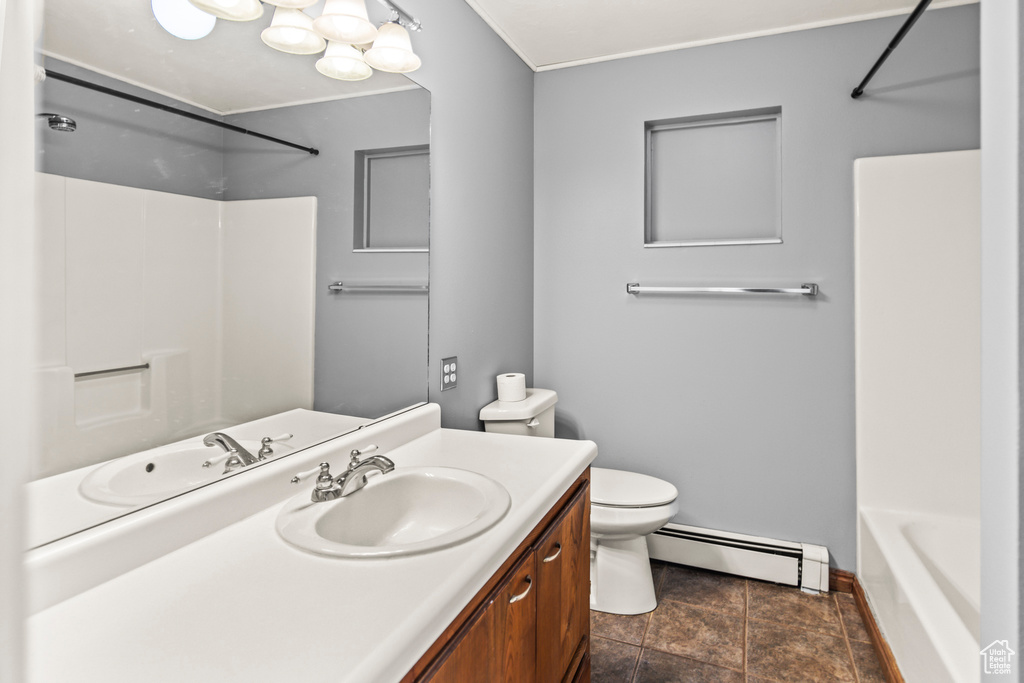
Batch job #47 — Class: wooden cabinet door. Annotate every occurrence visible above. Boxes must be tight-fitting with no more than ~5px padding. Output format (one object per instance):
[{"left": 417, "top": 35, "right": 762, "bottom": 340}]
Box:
[
  {"left": 535, "top": 482, "right": 590, "bottom": 683},
  {"left": 428, "top": 550, "right": 537, "bottom": 683},
  {"left": 494, "top": 550, "right": 538, "bottom": 683},
  {"left": 428, "top": 600, "right": 498, "bottom": 683}
]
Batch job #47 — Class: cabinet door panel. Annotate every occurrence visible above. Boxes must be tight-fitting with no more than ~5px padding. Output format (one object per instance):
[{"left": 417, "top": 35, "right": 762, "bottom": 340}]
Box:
[
  {"left": 428, "top": 601, "right": 498, "bottom": 683},
  {"left": 496, "top": 552, "right": 537, "bottom": 682},
  {"left": 536, "top": 483, "right": 590, "bottom": 683}
]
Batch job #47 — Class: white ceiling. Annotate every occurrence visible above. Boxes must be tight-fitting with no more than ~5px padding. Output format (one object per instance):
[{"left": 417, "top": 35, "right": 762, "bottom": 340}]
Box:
[
  {"left": 40, "top": 0, "right": 977, "bottom": 113},
  {"left": 464, "top": 0, "right": 977, "bottom": 71},
  {"left": 41, "top": 0, "right": 419, "bottom": 115}
]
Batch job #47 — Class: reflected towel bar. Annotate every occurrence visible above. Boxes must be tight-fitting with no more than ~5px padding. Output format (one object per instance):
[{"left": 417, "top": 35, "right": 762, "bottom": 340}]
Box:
[
  {"left": 74, "top": 363, "right": 150, "bottom": 379},
  {"left": 328, "top": 282, "right": 428, "bottom": 293},
  {"left": 626, "top": 283, "right": 818, "bottom": 297}
]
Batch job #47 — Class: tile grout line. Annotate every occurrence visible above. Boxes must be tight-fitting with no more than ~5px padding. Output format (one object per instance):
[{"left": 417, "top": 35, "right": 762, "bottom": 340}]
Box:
[
  {"left": 628, "top": 645, "right": 642, "bottom": 683},
  {"left": 638, "top": 648, "right": 748, "bottom": 676},
  {"left": 628, "top": 565, "right": 662, "bottom": 683}
]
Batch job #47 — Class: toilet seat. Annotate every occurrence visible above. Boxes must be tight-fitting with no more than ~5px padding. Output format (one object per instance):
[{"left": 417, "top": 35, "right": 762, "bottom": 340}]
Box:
[{"left": 591, "top": 468, "right": 677, "bottom": 508}]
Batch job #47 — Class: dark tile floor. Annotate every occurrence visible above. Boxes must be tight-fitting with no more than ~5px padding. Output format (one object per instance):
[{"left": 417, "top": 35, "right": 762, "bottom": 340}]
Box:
[{"left": 590, "top": 561, "right": 887, "bottom": 683}]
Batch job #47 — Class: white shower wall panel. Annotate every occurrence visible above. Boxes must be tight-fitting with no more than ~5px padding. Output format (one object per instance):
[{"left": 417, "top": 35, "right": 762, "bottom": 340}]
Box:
[
  {"left": 142, "top": 190, "right": 222, "bottom": 434},
  {"left": 34, "top": 173, "right": 66, "bottom": 369},
  {"left": 220, "top": 198, "right": 316, "bottom": 424},
  {"left": 34, "top": 174, "right": 316, "bottom": 478},
  {"left": 854, "top": 150, "right": 981, "bottom": 519},
  {"left": 64, "top": 178, "right": 145, "bottom": 375}
]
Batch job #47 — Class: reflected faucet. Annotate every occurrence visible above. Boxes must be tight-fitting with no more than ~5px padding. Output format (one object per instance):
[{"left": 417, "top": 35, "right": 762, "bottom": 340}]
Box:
[{"left": 203, "top": 432, "right": 259, "bottom": 473}]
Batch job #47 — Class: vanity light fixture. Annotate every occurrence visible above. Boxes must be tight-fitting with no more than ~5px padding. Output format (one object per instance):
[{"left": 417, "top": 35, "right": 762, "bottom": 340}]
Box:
[
  {"left": 152, "top": 0, "right": 216, "bottom": 40},
  {"left": 363, "top": 18, "right": 420, "bottom": 73},
  {"left": 162, "top": 0, "right": 422, "bottom": 77},
  {"left": 262, "top": 7, "right": 327, "bottom": 55},
  {"left": 316, "top": 41, "right": 373, "bottom": 81},
  {"left": 262, "top": 0, "right": 319, "bottom": 8},
  {"left": 313, "top": 0, "right": 379, "bottom": 45},
  {"left": 187, "top": 0, "right": 263, "bottom": 22}
]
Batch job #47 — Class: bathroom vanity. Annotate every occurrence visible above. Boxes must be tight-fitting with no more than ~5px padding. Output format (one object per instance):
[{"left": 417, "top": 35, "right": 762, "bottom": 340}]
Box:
[
  {"left": 410, "top": 469, "right": 590, "bottom": 682},
  {"left": 26, "top": 403, "right": 596, "bottom": 682}
]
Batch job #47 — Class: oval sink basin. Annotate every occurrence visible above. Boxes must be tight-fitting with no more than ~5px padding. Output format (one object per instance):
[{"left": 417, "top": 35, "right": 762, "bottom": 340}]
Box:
[
  {"left": 79, "top": 440, "right": 264, "bottom": 507},
  {"left": 276, "top": 466, "right": 511, "bottom": 558}
]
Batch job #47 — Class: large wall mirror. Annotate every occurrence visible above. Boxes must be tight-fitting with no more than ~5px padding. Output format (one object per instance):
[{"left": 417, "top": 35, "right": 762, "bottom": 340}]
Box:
[{"left": 29, "top": 0, "right": 430, "bottom": 548}]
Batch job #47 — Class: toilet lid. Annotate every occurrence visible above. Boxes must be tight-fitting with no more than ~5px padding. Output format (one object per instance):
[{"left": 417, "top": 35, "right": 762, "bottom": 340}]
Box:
[{"left": 591, "top": 467, "right": 678, "bottom": 508}]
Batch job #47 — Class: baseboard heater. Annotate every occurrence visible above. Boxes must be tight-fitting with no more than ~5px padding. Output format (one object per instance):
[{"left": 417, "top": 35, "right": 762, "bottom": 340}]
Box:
[{"left": 648, "top": 523, "right": 830, "bottom": 594}]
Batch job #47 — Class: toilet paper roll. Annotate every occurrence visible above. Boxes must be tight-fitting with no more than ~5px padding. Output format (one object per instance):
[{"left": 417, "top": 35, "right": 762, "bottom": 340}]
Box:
[{"left": 496, "top": 373, "right": 527, "bottom": 402}]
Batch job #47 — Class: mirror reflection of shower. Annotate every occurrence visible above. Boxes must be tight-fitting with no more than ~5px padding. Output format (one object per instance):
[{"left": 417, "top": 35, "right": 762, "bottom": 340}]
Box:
[{"left": 37, "top": 113, "right": 76, "bottom": 132}]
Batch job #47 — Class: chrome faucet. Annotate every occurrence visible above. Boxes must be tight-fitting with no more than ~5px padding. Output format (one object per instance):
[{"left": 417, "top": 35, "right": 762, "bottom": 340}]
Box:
[
  {"left": 290, "top": 445, "right": 395, "bottom": 503},
  {"left": 203, "top": 432, "right": 259, "bottom": 473}
]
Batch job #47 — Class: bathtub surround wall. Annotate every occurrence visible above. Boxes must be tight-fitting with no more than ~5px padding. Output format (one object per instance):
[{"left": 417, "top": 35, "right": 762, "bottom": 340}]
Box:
[
  {"left": 33, "top": 174, "right": 316, "bottom": 478},
  {"left": 855, "top": 150, "right": 980, "bottom": 682},
  {"left": 855, "top": 150, "right": 980, "bottom": 520},
  {"left": 222, "top": 88, "right": 430, "bottom": 418},
  {"left": 533, "top": 5, "right": 980, "bottom": 571}
]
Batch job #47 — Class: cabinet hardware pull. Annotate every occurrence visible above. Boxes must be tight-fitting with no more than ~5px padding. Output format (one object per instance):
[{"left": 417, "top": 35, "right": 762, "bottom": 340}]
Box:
[
  {"left": 509, "top": 575, "right": 532, "bottom": 604},
  {"left": 542, "top": 543, "right": 562, "bottom": 563}
]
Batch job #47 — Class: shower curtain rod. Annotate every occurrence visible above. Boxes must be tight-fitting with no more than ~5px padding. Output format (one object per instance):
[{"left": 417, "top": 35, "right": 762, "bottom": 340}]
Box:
[
  {"left": 851, "top": 0, "right": 932, "bottom": 99},
  {"left": 44, "top": 70, "right": 320, "bottom": 156}
]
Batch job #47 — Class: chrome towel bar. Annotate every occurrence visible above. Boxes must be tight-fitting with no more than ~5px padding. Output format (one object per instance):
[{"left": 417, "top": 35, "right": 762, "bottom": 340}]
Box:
[
  {"left": 626, "top": 283, "right": 818, "bottom": 297},
  {"left": 74, "top": 363, "right": 150, "bottom": 379},
  {"left": 328, "top": 282, "right": 428, "bottom": 293}
]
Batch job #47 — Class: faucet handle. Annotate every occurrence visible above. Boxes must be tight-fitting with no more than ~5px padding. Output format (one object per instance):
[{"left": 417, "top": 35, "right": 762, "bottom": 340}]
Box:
[
  {"left": 258, "top": 433, "right": 294, "bottom": 459},
  {"left": 202, "top": 449, "right": 236, "bottom": 469},
  {"left": 291, "top": 462, "right": 332, "bottom": 485},
  {"left": 349, "top": 444, "right": 379, "bottom": 466},
  {"left": 267, "top": 432, "right": 294, "bottom": 443}
]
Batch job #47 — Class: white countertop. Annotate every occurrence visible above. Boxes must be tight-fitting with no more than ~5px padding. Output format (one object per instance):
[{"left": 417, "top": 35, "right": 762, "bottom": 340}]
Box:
[{"left": 27, "top": 424, "right": 596, "bottom": 682}]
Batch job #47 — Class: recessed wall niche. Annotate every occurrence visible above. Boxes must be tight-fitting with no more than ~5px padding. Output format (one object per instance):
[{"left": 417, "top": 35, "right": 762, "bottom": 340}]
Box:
[
  {"left": 353, "top": 145, "right": 430, "bottom": 252},
  {"left": 645, "top": 107, "right": 782, "bottom": 247}
]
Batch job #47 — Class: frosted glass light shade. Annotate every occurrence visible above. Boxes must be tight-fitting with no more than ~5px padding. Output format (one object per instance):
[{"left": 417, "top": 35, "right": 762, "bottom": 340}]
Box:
[
  {"left": 263, "top": 0, "right": 318, "bottom": 7},
  {"left": 152, "top": 0, "right": 216, "bottom": 40},
  {"left": 313, "top": 0, "right": 378, "bottom": 45},
  {"left": 316, "top": 41, "right": 372, "bottom": 81},
  {"left": 188, "top": 0, "right": 263, "bottom": 21},
  {"left": 363, "top": 21, "right": 420, "bottom": 73},
  {"left": 262, "top": 8, "right": 326, "bottom": 54}
]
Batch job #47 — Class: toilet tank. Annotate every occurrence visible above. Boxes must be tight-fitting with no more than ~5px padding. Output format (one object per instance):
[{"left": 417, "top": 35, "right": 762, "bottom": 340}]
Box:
[{"left": 479, "top": 389, "right": 557, "bottom": 438}]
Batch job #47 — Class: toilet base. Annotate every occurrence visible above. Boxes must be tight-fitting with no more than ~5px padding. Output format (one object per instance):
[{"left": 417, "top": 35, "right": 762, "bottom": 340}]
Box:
[{"left": 590, "top": 535, "right": 658, "bottom": 615}]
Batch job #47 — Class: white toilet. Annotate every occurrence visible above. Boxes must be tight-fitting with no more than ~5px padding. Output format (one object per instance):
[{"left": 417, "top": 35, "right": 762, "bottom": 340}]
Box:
[
  {"left": 479, "top": 388, "right": 679, "bottom": 616},
  {"left": 589, "top": 467, "right": 678, "bottom": 614}
]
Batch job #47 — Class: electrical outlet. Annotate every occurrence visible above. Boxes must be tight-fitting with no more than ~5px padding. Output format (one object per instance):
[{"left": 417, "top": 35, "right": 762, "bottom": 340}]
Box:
[{"left": 441, "top": 356, "right": 458, "bottom": 391}]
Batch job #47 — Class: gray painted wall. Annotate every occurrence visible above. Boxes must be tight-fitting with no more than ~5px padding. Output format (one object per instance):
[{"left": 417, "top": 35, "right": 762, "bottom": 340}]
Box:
[
  {"left": 37, "top": 59, "right": 226, "bottom": 198},
  {"left": 396, "top": 0, "right": 536, "bottom": 430},
  {"left": 224, "top": 89, "right": 430, "bottom": 418},
  {"left": 533, "top": 5, "right": 980, "bottom": 570}
]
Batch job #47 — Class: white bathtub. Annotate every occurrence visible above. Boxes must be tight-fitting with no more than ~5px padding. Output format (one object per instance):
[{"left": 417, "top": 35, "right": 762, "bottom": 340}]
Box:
[{"left": 860, "top": 508, "right": 980, "bottom": 683}]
